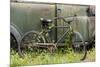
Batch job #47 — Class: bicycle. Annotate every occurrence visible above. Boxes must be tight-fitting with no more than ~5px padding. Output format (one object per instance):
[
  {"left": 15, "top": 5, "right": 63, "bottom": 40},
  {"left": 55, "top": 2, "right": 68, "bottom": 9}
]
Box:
[{"left": 18, "top": 16, "right": 87, "bottom": 61}]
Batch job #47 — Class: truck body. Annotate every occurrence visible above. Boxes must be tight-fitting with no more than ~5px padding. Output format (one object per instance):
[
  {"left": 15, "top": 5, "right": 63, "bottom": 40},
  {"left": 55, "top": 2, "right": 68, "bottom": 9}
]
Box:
[{"left": 10, "top": 0, "right": 95, "bottom": 46}]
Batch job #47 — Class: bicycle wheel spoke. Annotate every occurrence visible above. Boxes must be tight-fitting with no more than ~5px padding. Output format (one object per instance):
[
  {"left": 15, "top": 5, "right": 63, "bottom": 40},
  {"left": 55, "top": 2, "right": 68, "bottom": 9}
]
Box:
[{"left": 18, "top": 31, "right": 45, "bottom": 57}]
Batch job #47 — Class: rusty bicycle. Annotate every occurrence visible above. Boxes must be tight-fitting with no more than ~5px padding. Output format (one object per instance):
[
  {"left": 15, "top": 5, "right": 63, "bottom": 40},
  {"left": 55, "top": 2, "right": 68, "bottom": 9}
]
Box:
[{"left": 18, "top": 16, "right": 87, "bottom": 60}]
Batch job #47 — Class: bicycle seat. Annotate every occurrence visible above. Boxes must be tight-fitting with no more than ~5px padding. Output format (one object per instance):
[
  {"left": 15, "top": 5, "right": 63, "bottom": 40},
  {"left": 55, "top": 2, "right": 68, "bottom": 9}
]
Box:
[
  {"left": 64, "top": 17, "right": 74, "bottom": 24},
  {"left": 40, "top": 18, "right": 52, "bottom": 23}
]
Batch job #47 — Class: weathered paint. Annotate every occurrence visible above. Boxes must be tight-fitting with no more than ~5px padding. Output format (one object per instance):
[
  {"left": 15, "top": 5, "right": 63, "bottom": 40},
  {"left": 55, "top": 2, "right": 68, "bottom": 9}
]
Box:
[
  {"left": 10, "top": 1, "right": 95, "bottom": 43},
  {"left": 56, "top": 4, "right": 91, "bottom": 41},
  {"left": 11, "top": 2, "right": 55, "bottom": 33},
  {"left": 88, "top": 17, "right": 95, "bottom": 39}
]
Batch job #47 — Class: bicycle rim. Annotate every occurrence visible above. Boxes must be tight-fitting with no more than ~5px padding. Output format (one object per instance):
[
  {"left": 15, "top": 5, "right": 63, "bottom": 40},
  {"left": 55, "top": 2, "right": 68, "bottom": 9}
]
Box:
[
  {"left": 18, "top": 31, "right": 46, "bottom": 57},
  {"left": 71, "top": 32, "right": 87, "bottom": 61}
]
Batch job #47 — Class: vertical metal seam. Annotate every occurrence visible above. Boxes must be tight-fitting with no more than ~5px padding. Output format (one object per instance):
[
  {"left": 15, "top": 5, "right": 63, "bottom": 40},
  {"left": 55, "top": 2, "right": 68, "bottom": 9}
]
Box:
[
  {"left": 87, "top": 16, "right": 90, "bottom": 41},
  {"left": 55, "top": 3, "right": 57, "bottom": 43}
]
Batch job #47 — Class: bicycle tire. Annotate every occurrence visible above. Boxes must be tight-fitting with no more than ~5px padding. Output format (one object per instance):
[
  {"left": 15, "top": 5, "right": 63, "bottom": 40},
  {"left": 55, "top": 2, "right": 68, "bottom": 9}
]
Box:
[
  {"left": 18, "top": 31, "right": 46, "bottom": 57},
  {"left": 72, "top": 31, "right": 87, "bottom": 61}
]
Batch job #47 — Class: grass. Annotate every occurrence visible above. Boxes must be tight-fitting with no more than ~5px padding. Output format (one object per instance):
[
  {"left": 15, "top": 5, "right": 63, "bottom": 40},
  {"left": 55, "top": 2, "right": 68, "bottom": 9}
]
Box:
[
  {"left": 10, "top": 47, "right": 95, "bottom": 67},
  {"left": 84, "top": 48, "right": 95, "bottom": 62}
]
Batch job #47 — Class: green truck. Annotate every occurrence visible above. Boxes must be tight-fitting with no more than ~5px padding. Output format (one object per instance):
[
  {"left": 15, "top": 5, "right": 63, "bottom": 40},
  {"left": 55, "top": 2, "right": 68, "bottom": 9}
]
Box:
[{"left": 10, "top": 0, "right": 95, "bottom": 49}]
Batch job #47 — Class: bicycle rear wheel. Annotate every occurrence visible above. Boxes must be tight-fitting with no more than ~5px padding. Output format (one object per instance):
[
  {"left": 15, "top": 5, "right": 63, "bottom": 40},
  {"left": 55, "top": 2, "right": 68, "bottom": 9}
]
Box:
[
  {"left": 18, "top": 31, "right": 45, "bottom": 57},
  {"left": 72, "top": 32, "right": 87, "bottom": 61}
]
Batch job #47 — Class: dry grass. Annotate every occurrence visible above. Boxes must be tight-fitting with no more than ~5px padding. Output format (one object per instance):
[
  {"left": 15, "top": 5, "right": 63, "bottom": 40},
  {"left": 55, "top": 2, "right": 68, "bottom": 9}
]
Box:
[{"left": 10, "top": 47, "right": 95, "bottom": 67}]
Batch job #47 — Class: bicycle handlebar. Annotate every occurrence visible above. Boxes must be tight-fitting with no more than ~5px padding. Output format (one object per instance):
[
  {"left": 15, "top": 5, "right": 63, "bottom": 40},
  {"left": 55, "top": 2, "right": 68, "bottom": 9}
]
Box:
[
  {"left": 40, "top": 15, "right": 76, "bottom": 24},
  {"left": 52, "top": 16, "right": 76, "bottom": 24}
]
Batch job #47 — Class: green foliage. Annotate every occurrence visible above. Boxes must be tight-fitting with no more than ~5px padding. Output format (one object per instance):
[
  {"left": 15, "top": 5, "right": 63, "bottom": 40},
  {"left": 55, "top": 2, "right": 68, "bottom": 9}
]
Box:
[
  {"left": 10, "top": 48, "right": 95, "bottom": 67},
  {"left": 64, "top": 29, "right": 73, "bottom": 48}
]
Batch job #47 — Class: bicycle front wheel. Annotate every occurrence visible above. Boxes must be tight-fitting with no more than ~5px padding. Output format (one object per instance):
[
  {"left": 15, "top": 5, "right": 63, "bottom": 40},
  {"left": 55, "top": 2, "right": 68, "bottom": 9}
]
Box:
[
  {"left": 18, "top": 31, "right": 45, "bottom": 57},
  {"left": 71, "top": 32, "right": 87, "bottom": 61}
]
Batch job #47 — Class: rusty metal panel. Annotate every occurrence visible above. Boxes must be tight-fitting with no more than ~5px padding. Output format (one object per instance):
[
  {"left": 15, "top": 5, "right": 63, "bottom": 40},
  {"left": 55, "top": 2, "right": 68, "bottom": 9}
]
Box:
[
  {"left": 88, "top": 17, "right": 95, "bottom": 39},
  {"left": 72, "top": 16, "right": 89, "bottom": 41},
  {"left": 56, "top": 4, "right": 90, "bottom": 41},
  {"left": 11, "top": 2, "right": 55, "bottom": 34},
  {"left": 57, "top": 5, "right": 88, "bottom": 17},
  {"left": 11, "top": 1, "right": 95, "bottom": 42}
]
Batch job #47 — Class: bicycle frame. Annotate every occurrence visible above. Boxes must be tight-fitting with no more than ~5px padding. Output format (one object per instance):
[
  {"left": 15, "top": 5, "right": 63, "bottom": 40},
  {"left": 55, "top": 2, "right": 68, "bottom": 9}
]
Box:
[
  {"left": 40, "top": 17, "right": 74, "bottom": 45},
  {"left": 56, "top": 25, "right": 72, "bottom": 44}
]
